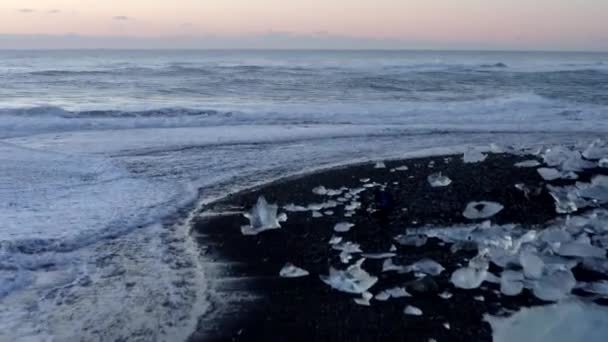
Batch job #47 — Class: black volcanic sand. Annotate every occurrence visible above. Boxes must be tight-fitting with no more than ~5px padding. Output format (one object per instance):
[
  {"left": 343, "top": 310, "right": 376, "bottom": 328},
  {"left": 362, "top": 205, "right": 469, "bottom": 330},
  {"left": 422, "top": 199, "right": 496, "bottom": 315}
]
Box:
[{"left": 189, "top": 153, "right": 608, "bottom": 342}]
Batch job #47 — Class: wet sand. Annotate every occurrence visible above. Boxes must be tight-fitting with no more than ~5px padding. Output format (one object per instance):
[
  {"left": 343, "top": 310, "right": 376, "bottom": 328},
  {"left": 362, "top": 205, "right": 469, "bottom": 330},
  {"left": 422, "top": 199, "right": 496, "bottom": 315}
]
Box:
[{"left": 189, "top": 153, "right": 607, "bottom": 341}]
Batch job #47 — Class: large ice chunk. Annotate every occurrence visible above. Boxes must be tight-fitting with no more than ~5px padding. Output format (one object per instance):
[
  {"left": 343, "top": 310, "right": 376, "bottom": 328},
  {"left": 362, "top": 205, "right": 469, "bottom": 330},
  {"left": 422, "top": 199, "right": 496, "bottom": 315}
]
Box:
[
  {"left": 519, "top": 249, "right": 544, "bottom": 279},
  {"left": 485, "top": 301, "right": 608, "bottom": 342},
  {"left": 500, "top": 270, "right": 524, "bottom": 296},
  {"left": 320, "top": 260, "right": 378, "bottom": 294},
  {"left": 463, "top": 201, "right": 504, "bottom": 219},
  {"left": 427, "top": 173, "right": 452, "bottom": 187},
  {"left": 531, "top": 269, "right": 576, "bottom": 301},
  {"left": 279, "top": 263, "right": 310, "bottom": 278},
  {"left": 583, "top": 139, "right": 608, "bottom": 160},
  {"left": 547, "top": 185, "right": 588, "bottom": 214},
  {"left": 241, "top": 196, "right": 284, "bottom": 235}
]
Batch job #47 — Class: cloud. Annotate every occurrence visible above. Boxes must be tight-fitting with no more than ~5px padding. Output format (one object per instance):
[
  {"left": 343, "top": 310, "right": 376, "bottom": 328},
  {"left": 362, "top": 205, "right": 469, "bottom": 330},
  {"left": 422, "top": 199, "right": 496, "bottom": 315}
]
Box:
[
  {"left": 113, "top": 16, "right": 131, "bottom": 21},
  {"left": 18, "top": 9, "right": 35, "bottom": 13}
]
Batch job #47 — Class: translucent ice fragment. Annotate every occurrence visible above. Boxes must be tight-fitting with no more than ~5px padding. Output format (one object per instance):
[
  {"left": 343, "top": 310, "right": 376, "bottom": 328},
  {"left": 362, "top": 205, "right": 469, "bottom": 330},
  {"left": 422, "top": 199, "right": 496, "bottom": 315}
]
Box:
[
  {"left": 580, "top": 280, "right": 608, "bottom": 296},
  {"left": 556, "top": 241, "right": 606, "bottom": 258},
  {"left": 439, "top": 291, "right": 453, "bottom": 299},
  {"left": 531, "top": 269, "right": 576, "bottom": 301},
  {"left": 519, "top": 250, "right": 544, "bottom": 279},
  {"left": 514, "top": 160, "right": 541, "bottom": 168},
  {"left": 600, "top": 158, "right": 608, "bottom": 168},
  {"left": 375, "top": 161, "right": 386, "bottom": 169},
  {"left": 241, "top": 196, "right": 283, "bottom": 235},
  {"left": 577, "top": 175, "right": 608, "bottom": 203},
  {"left": 404, "top": 305, "right": 423, "bottom": 316},
  {"left": 354, "top": 291, "right": 373, "bottom": 306},
  {"left": 537, "top": 168, "right": 577, "bottom": 181},
  {"left": 334, "top": 222, "right": 355, "bottom": 233},
  {"left": 427, "top": 173, "right": 452, "bottom": 187},
  {"left": 406, "top": 259, "right": 445, "bottom": 276},
  {"left": 450, "top": 267, "right": 488, "bottom": 289},
  {"left": 463, "top": 149, "right": 487, "bottom": 163},
  {"left": 394, "top": 234, "right": 428, "bottom": 247},
  {"left": 463, "top": 201, "right": 504, "bottom": 219},
  {"left": 312, "top": 186, "right": 328, "bottom": 195},
  {"left": 375, "top": 287, "right": 412, "bottom": 301},
  {"left": 320, "top": 261, "right": 378, "bottom": 294},
  {"left": 583, "top": 139, "right": 608, "bottom": 160},
  {"left": 500, "top": 270, "right": 524, "bottom": 296},
  {"left": 547, "top": 185, "right": 588, "bottom": 214},
  {"left": 280, "top": 263, "right": 310, "bottom": 278}
]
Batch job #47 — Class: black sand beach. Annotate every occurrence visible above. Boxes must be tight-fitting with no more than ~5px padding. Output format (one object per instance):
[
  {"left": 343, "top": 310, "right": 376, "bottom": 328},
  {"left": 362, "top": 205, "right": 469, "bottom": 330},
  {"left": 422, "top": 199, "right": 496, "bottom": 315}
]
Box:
[{"left": 189, "top": 153, "right": 608, "bottom": 342}]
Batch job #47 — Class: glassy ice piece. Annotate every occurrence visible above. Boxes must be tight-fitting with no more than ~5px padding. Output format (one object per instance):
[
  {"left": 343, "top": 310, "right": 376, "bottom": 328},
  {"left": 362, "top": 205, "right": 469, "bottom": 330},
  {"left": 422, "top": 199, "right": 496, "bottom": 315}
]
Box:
[
  {"left": 583, "top": 139, "right": 608, "bottom": 160},
  {"left": 375, "top": 287, "right": 412, "bottom": 301},
  {"left": 241, "top": 196, "right": 283, "bottom": 235},
  {"left": 520, "top": 250, "right": 544, "bottom": 279},
  {"left": 450, "top": 267, "right": 488, "bottom": 289},
  {"left": 427, "top": 172, "right": 452, "bottom": 187},
  {"left": 577, "top": 175, "right": 608, "bottom": 203},
  {"left": 375, "top": 161, "right": 386, "bottom": 169},
  {"left": 556, "top": 241, "right": 606, "bottom": 258},
  {"left": 439, "top": 291, "right": 453, "bottom": 299},
  {"left": 514, "top": 160, "right": 541, "bottom": 168},
  {"left": 406, "top": 259, "right": 445, "bottom": 276},
  {"left": 580, "top": 281, "right": 608, "bottom": 296},
  {"left": 320, "top": 260, "right": 378, "bottom": 294},
  {"left": 328, "top": 236, "right": 343, "bottom": 245},
  {"left": 537, "top": 168, "right": 577, "bottom": 181},
  {"left": 394, "top": 234, "right": 428, "bottom": 247},
  {"left": 404, "top": 305, "right": 423, "bottom": 316},
  {"left": 463, "top": 149, "right": 487, "bottom": 163},
  {"left": 354, "top": 291, "right": 373, "bottom": 306},
  {"left": 283, "top": 203, "right": 309, "bottom": 212},
  {"left": 334, "top": 222, "right": 355, "bottom": 233},
  {"left": 312, "top": 186, "right": 328, "bottom": 195},
  {"left": 500, "top": 270, "right": 524, "bottom": 296},
  {"left": 547, "top": 185, "right": 588, "bottom": 214},
  {"left": 463, "top": 201, "right": 504, "bottom": 219},
  {"left": 532, "top": 269, "right": 576, "bottom": 301},
  {"left": 280, "top": 263, "right": 310, "bottom": 278}
]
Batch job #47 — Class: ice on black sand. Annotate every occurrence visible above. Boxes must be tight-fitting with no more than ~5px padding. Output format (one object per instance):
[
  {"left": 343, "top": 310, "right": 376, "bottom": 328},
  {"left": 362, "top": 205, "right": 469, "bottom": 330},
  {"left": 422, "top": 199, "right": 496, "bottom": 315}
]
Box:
[
  {"left": 320, "top": 259, "right": 378, "bottom": 294},
  {"left": 463, "top": 201, "right": 504, "bottom": 219},
  {"left": 463, "top": 149, "right": 487, "bottom": 163},
  {"left": 404, "top": 305, "right": 423, "bottom": 316},
  {"left": 334, "top": 222, "right": 355, "bottom": 233},
  {"left": 241, "top": 196, "right": 286, "bottom": 235},
  {"left": 279, "top": 263, "right": 310, "bottom": 278},
  {"left": 427, "top": 172, "right": 452, "bottom": 187}
]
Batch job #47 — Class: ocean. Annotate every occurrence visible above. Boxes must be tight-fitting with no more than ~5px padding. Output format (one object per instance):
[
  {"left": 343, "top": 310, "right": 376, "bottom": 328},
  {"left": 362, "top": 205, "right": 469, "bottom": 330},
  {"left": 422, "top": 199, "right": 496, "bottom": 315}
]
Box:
[{"left": 1, "top": 50, "right": 607, "bottom": 340}]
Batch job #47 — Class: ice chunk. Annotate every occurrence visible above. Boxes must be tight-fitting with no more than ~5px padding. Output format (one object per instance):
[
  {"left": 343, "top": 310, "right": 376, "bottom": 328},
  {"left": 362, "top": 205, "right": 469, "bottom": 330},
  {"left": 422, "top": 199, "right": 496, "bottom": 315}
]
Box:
[
  {"left": 394, "top": 166, "right": 409, "bottom": 171},
  {"left": 344, "top": 201, "right": 361, "bottom": 211},
  {"left": 427, "top": 172, "right": 452, "bottom": 187},
  {"left": 583, "top": 139, "right": 608, "bottom": 160},
  {"left": 375, "top": 287, "right": 412, "bottom": 301},
  {"left": 450, "top": 267, "right": 488, "bottom": 289},
  {"left": 312, "top": 186, "right": 328, "bottom": 196},
  {"left": 334, "top": 222, "right": 355, "bottom": 233},
  {"left": 519, "top": 250, "right": 544, "bottom": 279},
  {"left": 241, "top": 196, "right": 283, "bottom": 235},
  {"left": 374, "top": 161, "right": 386, "bottom": 169},
  {"left": 394, "top": 234, "right": 428, "bottom": 247},
  {"left": 600, "top": 158, "right": 608, "bottom": 168},
  {"left": 312, "top": 211, "right": 323, "bottom": 218},
  {"left": 514, "top": 160, "right": 541, "bottom": 168},
  {"left": 577, "top": 175, "right": 608, "bottom": 203},
  {"left": 543, "top": 146, "right": 594, "bottom": 171},
  {"left": 500, "top": 270, "right": 524, "bottom": 296},
  {"left": 279, "top": 263, "right": 310, "bottom": 278},
  {"left": 485, "top": 300, "right": 608, "bottom": 342},
  {"left": 547, "top": 185, "right": 589, "bottom": 214},
  {"left": 332, "top": 241, "right": 362, "bottom": 263},
  {"left": 374, "top": 291, "right": 391, "bottom": 301},
  {"left": 354, "top": 291, "right": 373, "bottom": 306},
  {"left": 283, "top": 203, "right": 309, "bottom": 212},
  {"left": 404, "top": 305, "right": 423, "bottom": 316},
  {"left": 556, "top": 241, "right": 606, "bottom": 258},
  {"left": 580, "top": 280, "right": 608, "bottom": 296},
  {"left": 463, "top": 201, "right": 504, "bottom": 219},
  {"left": 361, "top": 252, "right": 396, "bottom": 259},
  {"left": 382, "top": 258, "right": 406, "bottom": 273},
  {"left": 531, "top": 269, "right": 576, "bottom": 301},
  {"left": 406, "top": 259, "right": 445, "bottom": 276},
  {"left": 439, "top": 291, "right": 453, "bottom": 299},
  {"left": 328, "top": 236, "right": 343, "bottom": 245},
  {"left": 320, "top": 260, "right": 378, "bottom": 294},
  {"left": 537, "top": 167, "right": 577, "bottom": 181},
  {"left": 463, "top": 149, "right": 487, "bottom": 163},
  {"left": 324, "top": 210, "right": 334, "bottom": 216}
]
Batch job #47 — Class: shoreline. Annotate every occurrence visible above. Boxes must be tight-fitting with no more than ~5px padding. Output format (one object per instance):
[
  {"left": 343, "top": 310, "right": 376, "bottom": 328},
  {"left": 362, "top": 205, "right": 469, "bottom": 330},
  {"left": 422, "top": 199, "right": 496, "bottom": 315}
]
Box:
[{"left": 189, "top": 152, "right": 608, "bottom": 341}]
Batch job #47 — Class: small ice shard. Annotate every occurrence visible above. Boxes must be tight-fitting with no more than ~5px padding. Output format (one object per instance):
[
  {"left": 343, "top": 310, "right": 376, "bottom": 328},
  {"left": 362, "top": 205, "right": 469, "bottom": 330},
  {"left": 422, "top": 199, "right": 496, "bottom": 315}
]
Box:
[
  {"left": 329, "top": 235, "right": 343, "bottom": 245},
  {"left": 241, "top": 196, "right": 283, "bottom": 235},
  {"left": 406, "top": 259, "right": 445, "bottom": 276},
  {"left": 394, "top": 165, "right": 409, "bottom": 171},
  {"left": 439, "top": 291, "right": 453, "bottom": 299},
  {"left": 354, "top": 291, "right": 373, "bottom": 306},
  {"left": 485, "top": 300, "right": 608, "bottom": 342},
  {"left": 312, "top": 211, "right": 323, "bottom": 218},
  {"left": 428, "top": 173, "right": 452, "bottom": 187},
  {"left": 394, "top": 234, "right": 428, "bottom": 247},
  {"left": 580, "top": 280, "right": 608, "bottom": 296},
  {"left": 537, "top": 167, "right": 577, "bottom": 181},
  {"left": 450, "top": 267, "right": 488, "bottom": 289},
  {"left": 334, "top": 222, "right": 355, "bottom": 233},
  {"left": 345, "top": 201, "right": 361, "bottom": 211},
  {"left": 583, "top": 139, "right": 608, "bottom": 160},
  {"left": 404, "top": 305, "right": 423, "bottom": 316},
  {"left": 312, "top": 186, "right": 328, "bottom": 195},
  {"left": 463, "top": 149, "right": 487, "bottom": 163},
  {"left": 360, "top": 178, "right": 370, "bottom": 183},
  {"left": 463, "top": 201, "right": 504, "bottom": 219},
  {"left": 324, "top": 210, "right": 334, "bottom": 216},
  {"left": 362, "top": 252, "right": 397, "bottom": 259},
  {"left": 514, "top": 160, "right": 541, "bottom": 168},
  {"left": 333, "top": 241, "right": 362, "bottom": 263},
  {"left": 284, "top": 203, "right": 309, "bottom": 212},
  {"left": 556, "top": 241, "right": 606, "bottom": 258},
  {"left": 500, "top": 270, "right": 524, "bottom": 296},
  {"left": 474, "top": 295, "right": 485, "bottom": 301},
  {"left": 395, "top": 235, "right": 428, "bottom": 247},
  {"left": 320, "top": 260, "right": 378, "bottom": 294},
  {"left": 599, "top": 158, "right": 608, "bottom": 168},
  {"left": 279, "top": 263, "right": 310, "bottom": 278},
  {"left": 375, "top": 287, "right": 412, "bottom": 301},
  {"left": 443, "top": 323, "right": 451, "bottom": 330},
  {"left": 519, "top": 250, "right": 544, "bottom": 279},
  {"left": 375, "top": 161, "right": 386, "bottom": 169},
  {"left": 375, "top": 291, "right": 391, "bottom": 301},
  {"left": 531, "top": 269, "right": 576, "bottom": 301},
  {"left": 389, "top": 244, "right": 397, "bottom": 252}
]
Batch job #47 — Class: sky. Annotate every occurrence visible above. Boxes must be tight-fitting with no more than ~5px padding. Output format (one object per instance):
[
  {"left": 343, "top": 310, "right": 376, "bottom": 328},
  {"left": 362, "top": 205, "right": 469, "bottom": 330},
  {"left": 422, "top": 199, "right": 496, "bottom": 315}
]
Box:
[{"left": 0, "top": 0, "right": 607, "bottom": 50}]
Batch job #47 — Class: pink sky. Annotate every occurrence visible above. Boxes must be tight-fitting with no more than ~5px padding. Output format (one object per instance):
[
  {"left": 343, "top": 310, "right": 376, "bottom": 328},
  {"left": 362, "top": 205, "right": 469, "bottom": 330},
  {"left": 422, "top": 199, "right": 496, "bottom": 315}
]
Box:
[{"left": 1, "top": 0, "right": 607, "bottom": 50}]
